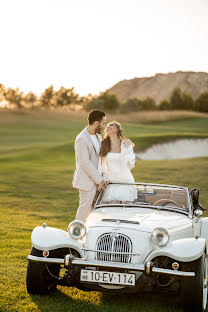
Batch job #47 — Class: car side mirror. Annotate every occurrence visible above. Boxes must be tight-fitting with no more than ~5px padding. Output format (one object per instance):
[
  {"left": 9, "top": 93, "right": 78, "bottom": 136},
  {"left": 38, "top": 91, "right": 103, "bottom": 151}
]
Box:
[
  {"left": 190, "top": 188, "right": 206, "bottom": 211},
  {"left": 194, "top": 209, "right": 203, "bottom": 218}
]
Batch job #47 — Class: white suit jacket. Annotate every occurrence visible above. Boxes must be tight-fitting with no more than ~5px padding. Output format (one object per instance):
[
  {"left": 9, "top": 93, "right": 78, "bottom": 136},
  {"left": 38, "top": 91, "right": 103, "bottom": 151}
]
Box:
[{"left": 73, "top": 127, "right": 103, "bottom": 191}]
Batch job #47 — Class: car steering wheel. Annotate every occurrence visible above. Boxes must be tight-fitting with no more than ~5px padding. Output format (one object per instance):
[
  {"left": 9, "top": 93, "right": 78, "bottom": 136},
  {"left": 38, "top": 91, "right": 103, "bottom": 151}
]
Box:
[{"left": 153, "top": 199, "right": 181, "bottom": 208}]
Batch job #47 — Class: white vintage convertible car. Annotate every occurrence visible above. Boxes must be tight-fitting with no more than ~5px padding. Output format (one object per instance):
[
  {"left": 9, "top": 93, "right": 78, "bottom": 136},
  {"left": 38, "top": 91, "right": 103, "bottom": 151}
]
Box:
[{"left": 27, "top": 182, "right": 208, "bottom": 312}]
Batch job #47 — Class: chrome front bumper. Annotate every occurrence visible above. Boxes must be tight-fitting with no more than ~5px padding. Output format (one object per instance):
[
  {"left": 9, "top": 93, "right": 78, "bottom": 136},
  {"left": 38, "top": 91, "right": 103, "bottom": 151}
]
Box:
[{"left": 27, "top": 255, "right": 195, "bottom": 278}]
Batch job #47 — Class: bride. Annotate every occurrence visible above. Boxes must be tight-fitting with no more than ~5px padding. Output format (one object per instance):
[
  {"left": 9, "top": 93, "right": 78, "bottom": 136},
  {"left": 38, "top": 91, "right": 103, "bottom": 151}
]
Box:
[{"left": 99, "top": 121, "right": 137, "bottom": 202}]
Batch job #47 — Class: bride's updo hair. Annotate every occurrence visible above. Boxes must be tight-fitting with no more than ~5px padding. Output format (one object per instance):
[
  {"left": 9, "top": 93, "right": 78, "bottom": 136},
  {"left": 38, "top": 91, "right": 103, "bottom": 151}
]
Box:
[{"left": 100, "top": 121, "right": 125, "bottom": 157}]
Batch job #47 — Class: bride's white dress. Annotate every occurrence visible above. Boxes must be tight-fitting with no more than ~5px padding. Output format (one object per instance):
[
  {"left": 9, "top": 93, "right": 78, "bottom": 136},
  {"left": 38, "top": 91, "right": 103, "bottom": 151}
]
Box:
[{"left": 101, "top": 141, "right": 137, "bottom": 202}]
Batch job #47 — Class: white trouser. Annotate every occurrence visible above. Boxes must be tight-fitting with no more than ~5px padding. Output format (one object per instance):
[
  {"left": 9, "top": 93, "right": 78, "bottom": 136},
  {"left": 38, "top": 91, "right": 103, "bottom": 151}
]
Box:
[{"left": 75, "top": 184, "right": 97, "bottom": 223}]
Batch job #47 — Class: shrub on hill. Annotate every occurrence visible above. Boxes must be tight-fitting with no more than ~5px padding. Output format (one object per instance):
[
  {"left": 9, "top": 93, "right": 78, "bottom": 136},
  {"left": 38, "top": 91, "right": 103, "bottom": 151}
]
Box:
[
  {"left": 23, "top": 92, "right": 37, "bottom": 108},
  {"left": 181, "top": 93, "right": 194, "bottom": 110},
  {"left": 141, "top": 97, "right": 156, "bottom": 110},
  {"left": 86, "top": 92, "right": 120, "bottom": 112},
  {"left": 0, "top": 84, "right": 5, "bottom": 101},
  {"left": 169, "top": 87, "right": 184, "bottom": 110},
  {"left": 4, "top": 87, "right": 23, "bottom": 109},
  {"left": 195, "top": 92, "right": 208, "bottom": 112},
  {"left": 53, "top": 87, "right": 79, "bottom": 107},
  {"left": 39, "top": 85, "right": 54, "bottom": 107},
  {"left": 169, "top": 87, "right": 195, "bottom": 110},
  {"left": 121, "top": 97, "right": 156, "bottom": 113},
  {"left": 158, "top": 99, "right": 170, "bottom": 110},
  {"left": 120, "top": 97, "right": 142, "bottom": 113}
]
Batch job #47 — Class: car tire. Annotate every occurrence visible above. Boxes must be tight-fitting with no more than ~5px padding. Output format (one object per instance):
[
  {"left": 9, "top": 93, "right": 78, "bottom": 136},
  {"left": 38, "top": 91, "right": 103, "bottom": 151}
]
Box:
[
  {"left": 26, "top": 247, "right": 60, "bottom": 294},
  {"left": 181, "top": 253, "right": 207, "bottom": 312}
]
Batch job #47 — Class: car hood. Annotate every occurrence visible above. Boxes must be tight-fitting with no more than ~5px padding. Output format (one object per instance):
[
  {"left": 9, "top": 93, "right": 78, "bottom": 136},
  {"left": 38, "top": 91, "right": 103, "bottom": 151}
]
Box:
[{"left": 86, "top": 207, "right": 191, "bottom": 232}]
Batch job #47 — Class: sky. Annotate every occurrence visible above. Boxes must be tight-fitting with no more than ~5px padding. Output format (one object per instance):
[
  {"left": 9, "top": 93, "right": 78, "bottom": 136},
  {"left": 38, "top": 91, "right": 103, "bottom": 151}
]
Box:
[{"left": 0, "top": 0, "right": 208, "bottom": 96}]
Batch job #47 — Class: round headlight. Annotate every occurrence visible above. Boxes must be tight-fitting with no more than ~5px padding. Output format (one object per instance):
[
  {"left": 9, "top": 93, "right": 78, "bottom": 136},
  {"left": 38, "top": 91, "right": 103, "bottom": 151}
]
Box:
[
  {"left": 68, "top": 220, "right": 86, "bottom": 240},
  {"left": 151, "top": 227, "right": 169, "bottom": 247}
]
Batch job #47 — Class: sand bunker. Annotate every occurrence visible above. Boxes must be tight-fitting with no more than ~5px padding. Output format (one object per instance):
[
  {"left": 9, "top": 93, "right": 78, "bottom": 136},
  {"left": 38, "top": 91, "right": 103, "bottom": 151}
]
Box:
[{"left": 136, "top": 138, "right": 208, "bottom": 160}]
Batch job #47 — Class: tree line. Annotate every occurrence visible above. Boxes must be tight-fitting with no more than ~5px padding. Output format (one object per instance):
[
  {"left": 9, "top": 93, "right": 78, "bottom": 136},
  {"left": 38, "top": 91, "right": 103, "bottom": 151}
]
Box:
[
  {"left": 0, "top": 83, "right": 208, "bottom": 112},
  {"left": 0, "top": 84, "right": 85, "bottom": 109},
  {"left": 86, "top": 87, "right": 208, "bottom": 113}
]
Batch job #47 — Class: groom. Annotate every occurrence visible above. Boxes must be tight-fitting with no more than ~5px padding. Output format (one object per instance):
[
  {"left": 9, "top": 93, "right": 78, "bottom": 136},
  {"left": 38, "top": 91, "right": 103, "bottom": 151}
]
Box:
[{"left": 73, "top": 109, "right": 107, "bottom": 222}]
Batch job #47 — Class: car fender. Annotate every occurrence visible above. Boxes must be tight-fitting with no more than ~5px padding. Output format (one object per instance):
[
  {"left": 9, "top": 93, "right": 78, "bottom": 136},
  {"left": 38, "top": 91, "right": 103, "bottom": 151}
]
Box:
[
  {"left": 201, "top": 217, "right": 208, "bottom": 255},
  {"left": 31, "top": 226, "right": 84, "bottom": 256},
  {"left": 146, "top": 238, "right": 206, "bottom": 262}
]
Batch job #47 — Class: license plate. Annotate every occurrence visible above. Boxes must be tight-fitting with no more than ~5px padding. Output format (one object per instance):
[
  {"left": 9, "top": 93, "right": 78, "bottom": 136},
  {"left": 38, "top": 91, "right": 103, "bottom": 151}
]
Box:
[{"left": 80, "top": 269, "right": 135, "bottom": 286}]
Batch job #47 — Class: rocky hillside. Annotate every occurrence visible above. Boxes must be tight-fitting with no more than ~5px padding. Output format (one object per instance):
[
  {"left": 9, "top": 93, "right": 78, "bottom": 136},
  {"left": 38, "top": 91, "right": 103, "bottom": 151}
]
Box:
[{"left": 107, "top": 71, "right": 208, "bottom": 104}]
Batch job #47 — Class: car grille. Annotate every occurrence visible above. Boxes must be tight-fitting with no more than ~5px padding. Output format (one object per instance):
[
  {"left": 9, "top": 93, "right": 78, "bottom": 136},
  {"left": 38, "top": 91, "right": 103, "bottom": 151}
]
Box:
[{"left": 96, "top": 233, "right": 132, "bottom": 263}]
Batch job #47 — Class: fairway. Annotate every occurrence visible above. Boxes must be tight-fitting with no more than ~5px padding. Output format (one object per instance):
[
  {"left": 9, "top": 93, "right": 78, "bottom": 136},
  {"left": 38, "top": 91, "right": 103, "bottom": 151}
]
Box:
[{"left": 0, "top": 110, "right": 208, "bottom": 312}]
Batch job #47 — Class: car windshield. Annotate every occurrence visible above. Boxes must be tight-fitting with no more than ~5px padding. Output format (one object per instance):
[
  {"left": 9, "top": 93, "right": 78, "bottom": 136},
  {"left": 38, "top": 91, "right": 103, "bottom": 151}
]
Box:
[{"left": 95, "top": 183, "right": 189, "bottom": 212}]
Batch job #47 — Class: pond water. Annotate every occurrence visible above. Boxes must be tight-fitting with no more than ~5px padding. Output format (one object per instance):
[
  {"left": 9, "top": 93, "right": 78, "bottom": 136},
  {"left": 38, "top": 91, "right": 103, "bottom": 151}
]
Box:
[{"left": 136, "top": 139, "right": 208, "bottom": 160}]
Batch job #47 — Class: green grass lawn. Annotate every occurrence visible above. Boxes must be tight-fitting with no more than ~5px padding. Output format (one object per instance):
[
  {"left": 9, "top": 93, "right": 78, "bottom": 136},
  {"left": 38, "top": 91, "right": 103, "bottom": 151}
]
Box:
[{"left": 0, "top": 110, "right": 208, "bottom": 312}]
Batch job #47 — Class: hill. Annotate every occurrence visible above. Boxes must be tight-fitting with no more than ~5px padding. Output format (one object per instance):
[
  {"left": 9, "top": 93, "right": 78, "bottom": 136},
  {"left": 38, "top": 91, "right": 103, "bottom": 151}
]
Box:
[{"left": 107, "top": 71, "right": 208, "bottom": 104}]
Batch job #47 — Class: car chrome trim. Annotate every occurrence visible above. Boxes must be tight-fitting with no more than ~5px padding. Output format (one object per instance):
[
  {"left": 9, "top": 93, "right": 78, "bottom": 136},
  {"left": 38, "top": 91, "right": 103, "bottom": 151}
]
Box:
[
  {"left": 145, "top": 261, "right": 152, "bottom": 275},
  {"left": 186, "top": 187, "right": 193, "bottom": 218},
  {"left": 27, "top": 255, "right": 195, "bottom": 277},
  {"left": 102, "top": 182, "right": 188, "bottom": 189},
  {"left": 28, "top": 255, "right": 65, "bottom": 264},
  {"left": 93, "top": 189, "right": 104, "bottom": 208},
  {"left": 101, "top": 219, "right": 140, "bottom": 225},
  {"left": 94, "top": 204, "right": 189, "bottom": 216}
]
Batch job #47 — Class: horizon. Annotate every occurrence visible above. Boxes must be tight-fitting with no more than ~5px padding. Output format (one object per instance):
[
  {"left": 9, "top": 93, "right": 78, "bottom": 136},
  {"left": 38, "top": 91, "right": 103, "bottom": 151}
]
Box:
[{"left": 1, "top": 70, "right": 208, "bottom": 98}]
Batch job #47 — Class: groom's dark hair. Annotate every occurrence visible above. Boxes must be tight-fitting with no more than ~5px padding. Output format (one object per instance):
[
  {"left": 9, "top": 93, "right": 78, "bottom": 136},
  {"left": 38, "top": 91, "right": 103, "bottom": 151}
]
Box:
[{"left": 88, "top": 110, "right": 105, "bottom": 125}]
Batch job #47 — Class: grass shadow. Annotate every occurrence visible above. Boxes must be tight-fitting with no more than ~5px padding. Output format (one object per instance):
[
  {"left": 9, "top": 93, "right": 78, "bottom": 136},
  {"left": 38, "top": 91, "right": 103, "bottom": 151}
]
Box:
[{"left": 29, "top": 287, "right": 183, "bottom": 312}]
